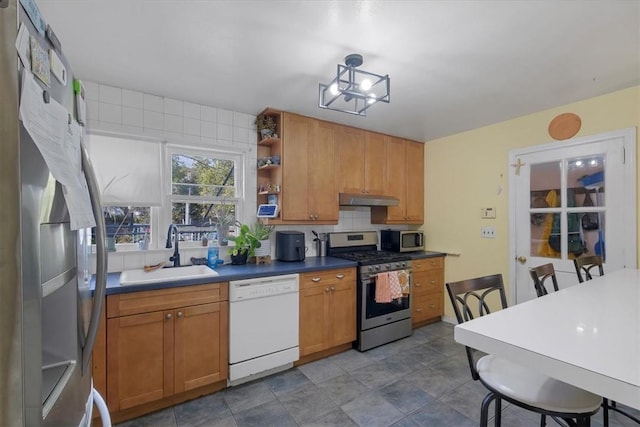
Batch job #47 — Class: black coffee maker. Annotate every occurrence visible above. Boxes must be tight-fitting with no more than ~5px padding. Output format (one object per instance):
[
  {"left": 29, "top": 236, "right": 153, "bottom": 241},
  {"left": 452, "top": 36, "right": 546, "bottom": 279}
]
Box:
[{"left": 276, "top": 231, "right": 306, "bottom": 261}]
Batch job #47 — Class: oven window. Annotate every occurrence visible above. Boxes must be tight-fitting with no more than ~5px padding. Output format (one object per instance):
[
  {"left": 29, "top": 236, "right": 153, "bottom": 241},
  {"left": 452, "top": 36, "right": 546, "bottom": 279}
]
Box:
[{"left": 365, "top": 280, "right": 410, "bottom": 318}]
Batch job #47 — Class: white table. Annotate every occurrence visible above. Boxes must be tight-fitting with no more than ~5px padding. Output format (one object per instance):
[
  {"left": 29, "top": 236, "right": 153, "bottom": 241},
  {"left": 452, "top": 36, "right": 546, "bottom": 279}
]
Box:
[{"left": 454, "top": 268, "right": 640, "bottom": 410}]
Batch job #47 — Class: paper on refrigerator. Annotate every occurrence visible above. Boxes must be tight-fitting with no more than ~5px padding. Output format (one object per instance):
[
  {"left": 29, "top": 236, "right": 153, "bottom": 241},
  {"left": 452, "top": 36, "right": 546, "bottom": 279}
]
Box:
[{"left": 19, "top": 71, "right": 96, "bottom": 229}]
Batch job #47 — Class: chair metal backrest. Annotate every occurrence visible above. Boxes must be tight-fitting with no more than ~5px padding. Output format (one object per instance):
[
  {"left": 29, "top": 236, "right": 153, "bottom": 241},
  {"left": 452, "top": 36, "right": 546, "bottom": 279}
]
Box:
[
  {"left": 446, "top": 274, "right": 508, "bottom": 381},
  {"left": 529, "top": 263, "right": 559, "bottom": 297},
  {"left": 573, "top": 255, "right": 604, "bottom": 283}
]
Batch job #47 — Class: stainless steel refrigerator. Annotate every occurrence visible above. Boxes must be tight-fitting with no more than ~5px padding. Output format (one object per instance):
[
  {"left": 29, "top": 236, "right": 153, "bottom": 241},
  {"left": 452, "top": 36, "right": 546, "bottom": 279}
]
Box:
[{"left": 0, "top": 0, "right": 108, "bottom": 425}]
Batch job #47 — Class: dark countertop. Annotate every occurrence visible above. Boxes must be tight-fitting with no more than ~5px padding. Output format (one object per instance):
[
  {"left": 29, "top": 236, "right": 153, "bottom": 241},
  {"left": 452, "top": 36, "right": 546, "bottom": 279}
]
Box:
[
  {"left": 406, "top": 251, "right": 446, "bottom": 260},
  {"left": 99, "top": 256, "right": 358, "bottom": 295}
]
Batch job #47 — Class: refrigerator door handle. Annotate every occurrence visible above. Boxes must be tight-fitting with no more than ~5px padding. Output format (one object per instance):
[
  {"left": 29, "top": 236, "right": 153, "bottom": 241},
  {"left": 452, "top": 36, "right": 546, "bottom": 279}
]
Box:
[{"left": 80, "top": 143, "right": 107, "bottom": 374}]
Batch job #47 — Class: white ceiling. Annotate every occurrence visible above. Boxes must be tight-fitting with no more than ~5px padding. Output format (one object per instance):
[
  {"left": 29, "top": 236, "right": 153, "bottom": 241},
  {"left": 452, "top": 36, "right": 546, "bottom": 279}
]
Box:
[{"left": 38, "top": 0, "right": 640, "bottom": 142}]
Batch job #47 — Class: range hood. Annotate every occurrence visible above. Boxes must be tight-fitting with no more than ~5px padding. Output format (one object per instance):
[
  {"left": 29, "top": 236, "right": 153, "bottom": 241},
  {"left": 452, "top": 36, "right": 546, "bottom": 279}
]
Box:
[{"left": 339, "top": 193, "right": 400, "bottom": 207}]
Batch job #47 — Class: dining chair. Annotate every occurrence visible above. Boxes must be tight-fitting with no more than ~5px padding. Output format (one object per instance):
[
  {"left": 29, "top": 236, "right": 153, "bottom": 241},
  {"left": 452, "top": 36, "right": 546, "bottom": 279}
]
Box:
[
  {"left": 446, "top": 274, "right": 602, "bottom": 427},
  {"left": 573, "top": 255, "right": 604, "bottom": 283},
  {"left": 529, "top": 263, "right": 560, "bottom": 297}
]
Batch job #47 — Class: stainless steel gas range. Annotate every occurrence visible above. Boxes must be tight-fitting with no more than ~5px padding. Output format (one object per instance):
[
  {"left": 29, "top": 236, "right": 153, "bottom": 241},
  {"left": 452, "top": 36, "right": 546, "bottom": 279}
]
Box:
[{"left": 327, "top": 231, "right": 412, "bottom": 351}]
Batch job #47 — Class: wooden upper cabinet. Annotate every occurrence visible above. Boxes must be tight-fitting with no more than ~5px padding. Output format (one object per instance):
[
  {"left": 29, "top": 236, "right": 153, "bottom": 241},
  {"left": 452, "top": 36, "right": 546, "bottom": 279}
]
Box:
[
  {"left": 372, "top": 137, "right": 424, "bottom": 224},
  {"left": 280, "top": 113, "right": 337, "bottom": 223},
  {"left": 405, "top": 140, "right": 424, "bottom": 222},
  {"left": 281, "top": 113, "right": 312, "bottom": 221},
  {"left": 309, "top": 120, "right": 338, "bottom": 221},
  {"left": 363, "top": 132, "right": 387, "bottom": 195},
  {"left": 336, "top": 128, "right": 386, "bottom": 195},
  {"left": 336, "top": 126, "right": 365, "bottom": 194}
]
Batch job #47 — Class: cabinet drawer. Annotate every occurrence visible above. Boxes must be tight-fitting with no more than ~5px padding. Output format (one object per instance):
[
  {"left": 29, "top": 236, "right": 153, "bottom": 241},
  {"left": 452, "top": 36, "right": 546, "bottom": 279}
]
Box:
[
  {"left": 300, "top": 268, "right": 355, "bottom": 290},
  {"left": 412, "top": 292, "right": 443, "bottom": 323},
  {"left": 412, "top": 270, "right": 443, "bottom": 296},
  {"left": 107, "top": 282, "right": 229, "bottom": 318},
  {"left": 412, "top": 257, "right": 444, "bottom": 272}
]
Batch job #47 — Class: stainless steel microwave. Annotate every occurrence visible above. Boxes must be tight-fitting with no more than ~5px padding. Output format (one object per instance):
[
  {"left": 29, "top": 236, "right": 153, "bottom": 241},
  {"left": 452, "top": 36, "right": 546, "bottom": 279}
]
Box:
[{"left": 380, "top": 230, "right": 424, "bottom": 252}]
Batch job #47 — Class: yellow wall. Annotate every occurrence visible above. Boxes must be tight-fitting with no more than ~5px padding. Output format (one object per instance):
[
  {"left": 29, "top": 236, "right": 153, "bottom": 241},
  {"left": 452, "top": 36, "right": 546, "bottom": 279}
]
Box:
[{"left": 424, "top": 86, "right": 639, "bottom": 318}]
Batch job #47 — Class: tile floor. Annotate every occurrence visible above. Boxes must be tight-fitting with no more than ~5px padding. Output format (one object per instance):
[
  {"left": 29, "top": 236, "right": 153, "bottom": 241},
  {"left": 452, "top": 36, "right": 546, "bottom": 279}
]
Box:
[{"left": 117, "top": 321, "right": 639, "bottom": 427}]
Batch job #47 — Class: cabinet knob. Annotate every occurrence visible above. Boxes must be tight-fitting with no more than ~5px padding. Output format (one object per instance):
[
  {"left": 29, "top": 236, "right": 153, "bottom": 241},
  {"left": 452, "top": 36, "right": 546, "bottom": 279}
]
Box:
[
  {"left": 309, "top": 214, "right": 314, "bottom": 219},
  {"left": 325, "top": 288, "right": 330, "bottom": 292},
  {"left": 336, "top": 274, "right": 345, "bottom": 279},
  {"left": 312, "top": 277, "right": 321, "bottom": 282},
  {"left": 330, "top": 287, "right": 336, "bottom": 292},
  {"left": 430, "top": 261, "right": 437, "bottom": 266},
  {"left": 415, "top": 263, "right": 422, "bottom": 268},
  {"left": 429, "top": 280, "right": 436, "bottom": 284},
  {"left": 165, "top": 313, "right": 172, "bottom": 320},
  {"left": 177, "top": 311, "right": 183, "bottom": 318},
  {"left": 415, "top": 282, "right": 422, "bottom": 287},
  {"left": 429, "top": 304, "right": 435, "bottom": 309},
  {"left": 416, "top": 308, "right": 422, "bottom": 312}
]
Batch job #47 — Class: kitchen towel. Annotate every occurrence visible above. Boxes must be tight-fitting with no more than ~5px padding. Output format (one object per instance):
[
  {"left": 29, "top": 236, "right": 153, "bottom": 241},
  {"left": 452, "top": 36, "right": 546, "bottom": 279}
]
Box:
[
  {"left": 375, "top": 272, "right": 392, "bottom": 303},
  {"left": 388, "top": 271, "right": 403, "bottom": 300}
]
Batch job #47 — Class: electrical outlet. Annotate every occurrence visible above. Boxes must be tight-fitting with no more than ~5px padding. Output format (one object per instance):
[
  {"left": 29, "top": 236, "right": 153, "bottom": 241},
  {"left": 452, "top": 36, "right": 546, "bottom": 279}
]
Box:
[{"left": 481, "top": 226, "right": 496, "bottom": 239}]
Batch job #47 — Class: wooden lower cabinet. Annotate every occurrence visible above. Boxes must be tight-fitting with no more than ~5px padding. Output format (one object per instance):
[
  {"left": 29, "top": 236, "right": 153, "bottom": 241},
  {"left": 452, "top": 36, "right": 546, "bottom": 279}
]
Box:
[
  {"left": 299, "top": 268, "right": 356, "bottom": 357},
  {"left": 105, "top": 283, "right": 228, "bottom": 415},
  {"left": 412, "top": 257, "right": 445, "bottom": 327}
]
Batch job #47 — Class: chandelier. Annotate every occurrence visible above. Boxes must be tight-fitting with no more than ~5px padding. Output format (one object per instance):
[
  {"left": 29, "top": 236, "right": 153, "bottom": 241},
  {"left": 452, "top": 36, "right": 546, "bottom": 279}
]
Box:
[{"left": 318, "top": 54, "right": 390, "bottom": 117}]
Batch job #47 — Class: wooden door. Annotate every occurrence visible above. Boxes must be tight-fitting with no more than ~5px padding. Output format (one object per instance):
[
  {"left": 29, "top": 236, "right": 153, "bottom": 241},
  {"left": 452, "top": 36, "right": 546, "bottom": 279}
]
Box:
[
  {"left": 174, "top": 302, "right": 228, "bottom": 393},
  {"left": 281, "top": 113, "right": 311, "bottom": 220},
  {"left": 336, "top": 126, "right": 365, "bottom": 194},
  {"left": 364, "top": 132, "right": 387, "bottom": 195},
  {"left": 309, "top": 121, "right": 338, "bottom": 221},
  {"left": 299, "top": 284, "right": 328, "bottom": 356},
  {"left": 405, "top": 141, "right": 424, "bottom": 222},
  {"left": 329, "top": 280, "right": 356, "bottom": 347},
  {"left": 107, "top": 310, "right": 173, "bottom": 411},
  {"left": 385, "top": 137, "right": 407, "bottom": 221}
]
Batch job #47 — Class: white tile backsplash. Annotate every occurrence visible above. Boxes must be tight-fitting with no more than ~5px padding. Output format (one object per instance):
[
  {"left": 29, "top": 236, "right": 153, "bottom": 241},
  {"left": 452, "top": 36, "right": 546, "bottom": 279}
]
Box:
[
  {"left": 164, "top": 98, "right": 183, "bottom": 116},
  {"left": 123, "top": 106, "right": 144, "bottom": 127},
  {"left": 99, "top": 84, "right": 122, "bottom": 105},
  {"left": 183, "top": 102, "right": 201, "bottom": 119},
  {"left": 99, "top": 102, "right": 122, "bottom": 124},
  {"left": 183, "top": 117, "right": 201, "bottom": 136},
  {"left": 218, "top": 123, "right": 233, "bottom": 141},
  {"left": 122, "top": 89, "right": 144, "bottom": 108},
  {"left": 217, "top": 109, "right": 233, "bottom": 125},
  {"left": 201, "top": 105, "right": 217, "bottom": 122},
  {"left": 84, "top": 81, "right": 100, "bottom": 101},
  {"left": 201, "top": 121, "right": 217, "bottom": 138},
  {"left": 164, "top": 114, "right": 183, "bottom": 133},
  {"left": 144, "top": 110, "right": 164, "bottom": 130},
  {"left": 144, "top": 94, "right": 164, "bottom": 113},
  {"left": 87, "top": 99, "right": 99, "bottom": 121}
]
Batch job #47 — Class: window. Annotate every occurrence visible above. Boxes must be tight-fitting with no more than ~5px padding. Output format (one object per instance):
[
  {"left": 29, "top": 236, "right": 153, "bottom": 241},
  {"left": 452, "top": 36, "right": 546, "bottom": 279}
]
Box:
[
  {"left": 168, "top": 146, "right": 243, "bottom": 246},
  {"left": 102, "top": 206, "right": 150, "bottom": 245}
]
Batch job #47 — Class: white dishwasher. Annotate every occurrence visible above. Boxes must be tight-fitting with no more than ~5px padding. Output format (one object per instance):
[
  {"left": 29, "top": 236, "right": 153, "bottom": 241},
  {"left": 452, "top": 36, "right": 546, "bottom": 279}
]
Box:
[{"left": 228, "top": 274, "right": 299, "bottom": 386}]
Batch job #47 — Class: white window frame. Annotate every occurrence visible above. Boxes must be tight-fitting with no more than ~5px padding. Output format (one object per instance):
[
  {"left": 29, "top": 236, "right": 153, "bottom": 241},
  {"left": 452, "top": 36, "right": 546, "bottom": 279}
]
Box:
[{"left": 164, "top": 144, "right": 245, "bottom": 249}]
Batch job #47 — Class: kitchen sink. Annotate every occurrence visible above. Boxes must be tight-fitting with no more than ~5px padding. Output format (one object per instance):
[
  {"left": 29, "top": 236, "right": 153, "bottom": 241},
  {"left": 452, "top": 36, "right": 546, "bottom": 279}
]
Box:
[{"left": 119, "top": 265, "right": 219, "bottom": 286}]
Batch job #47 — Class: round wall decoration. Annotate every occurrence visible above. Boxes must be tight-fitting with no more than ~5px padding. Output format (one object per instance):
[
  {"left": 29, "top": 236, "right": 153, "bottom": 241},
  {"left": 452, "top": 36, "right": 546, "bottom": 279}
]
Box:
[{"left": 548, "top": 112, "right": 582, "bottom": 140}]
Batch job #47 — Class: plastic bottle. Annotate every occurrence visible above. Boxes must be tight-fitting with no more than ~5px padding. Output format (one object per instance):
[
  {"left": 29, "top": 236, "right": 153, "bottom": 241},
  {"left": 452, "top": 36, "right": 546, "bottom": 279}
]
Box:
[{"left": 207, "top": 241, "right": 219, "bottom": 269}]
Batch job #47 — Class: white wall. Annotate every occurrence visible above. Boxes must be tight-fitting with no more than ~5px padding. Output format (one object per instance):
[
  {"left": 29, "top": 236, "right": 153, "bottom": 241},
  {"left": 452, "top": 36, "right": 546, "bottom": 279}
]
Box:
[{"left": 85, "top": 81, "right": 406, "bottom": 272}]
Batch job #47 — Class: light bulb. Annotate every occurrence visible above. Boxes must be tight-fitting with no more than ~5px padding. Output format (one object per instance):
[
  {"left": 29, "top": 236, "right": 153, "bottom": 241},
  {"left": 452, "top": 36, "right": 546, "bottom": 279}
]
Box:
[
  {"left": 360, "top": 79, "right": 372, "bottom": 91},
  {"left": 330, "top": 83, "right": 339, "bottom": 95},
  {"left": 367, "top": 94, "right": 376, "bottom": 104},
  {"left": 589, "top": 160, "right": 598, "bottom": 166},
  {"left": 575, "top": 160, "right": 583, "bottom": 167}
]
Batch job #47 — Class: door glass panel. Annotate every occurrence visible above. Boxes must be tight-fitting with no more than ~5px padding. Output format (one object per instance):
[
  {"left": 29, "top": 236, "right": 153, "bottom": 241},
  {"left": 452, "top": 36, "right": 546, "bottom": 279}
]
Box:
[
  {"left": 531, "top": 212, "right": 561, "bottom": 259},
  {"left": 568, "top": 155, "right": 605, "bottom": 207},
  {"left": 530, "top": 162, "right": 561, "bottom": 208}
]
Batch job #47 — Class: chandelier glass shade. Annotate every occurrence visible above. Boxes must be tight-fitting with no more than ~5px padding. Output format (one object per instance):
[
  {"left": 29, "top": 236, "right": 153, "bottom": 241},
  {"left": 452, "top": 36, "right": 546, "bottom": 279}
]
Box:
[{"left": 318, "top": 54, "right": 390, "bottom": 117}]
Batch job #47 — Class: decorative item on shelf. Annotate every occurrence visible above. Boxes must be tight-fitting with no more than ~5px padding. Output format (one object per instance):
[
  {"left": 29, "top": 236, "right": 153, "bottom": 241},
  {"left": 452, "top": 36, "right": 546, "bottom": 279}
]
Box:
[
  {"left": 257, "top": 157, "right": 274, "bottom": 168},
  {"left": 318, "top": 53, "right": 390, "bottom": 117},
  {"left": 256, "top": 114, "right": 277, "bottom": 139},
  {"left": 271, "top": 155, "right": 280, "bottom": 165}
]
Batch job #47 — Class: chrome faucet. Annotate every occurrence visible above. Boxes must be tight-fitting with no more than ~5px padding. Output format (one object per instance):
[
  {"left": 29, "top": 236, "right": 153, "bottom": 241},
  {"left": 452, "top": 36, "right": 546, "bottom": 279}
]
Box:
[{"left": 165, "top": 224, "right": 181, "bottom": 267}]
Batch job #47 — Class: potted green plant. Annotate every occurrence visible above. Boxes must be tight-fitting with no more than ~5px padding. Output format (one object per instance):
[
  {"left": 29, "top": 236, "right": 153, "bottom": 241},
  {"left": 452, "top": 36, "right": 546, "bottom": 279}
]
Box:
[
  {"left": 251, "top": 222, "right": 274, "bottom": 258},
  {"left": 227, "top": 223, "right": 260, "bottom": 265},
  {"left": 208, "top": 201, "right": 235, "bottom": 246},
  {"left": 256, "top": 114, "right": 277, "bottom": 139}
]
